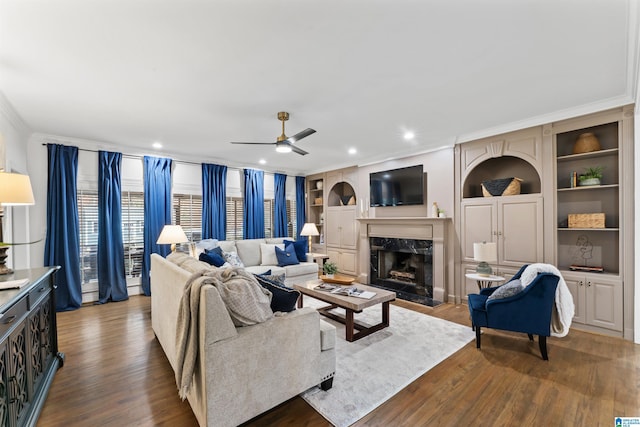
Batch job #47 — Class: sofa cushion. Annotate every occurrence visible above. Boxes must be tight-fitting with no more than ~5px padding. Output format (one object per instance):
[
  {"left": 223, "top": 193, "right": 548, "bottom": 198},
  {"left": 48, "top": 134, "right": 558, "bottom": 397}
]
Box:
[
  {"left": 284, "top": 239, "right": 308, "bottom": 262},
  {"left": 195, "top": 238, "right": 219, "bottom": 257},
  {"left": 236, "top": 239, "right": 265, "bottom": 267},
  {"left": 260, "top": 243, "right": 284, "bottom": 266},
  {"left": 167, "top": 252, "right": 212, "bottom": 273},
  {"left": 218, "top": 240, "right": 238, "bottom": 254},
  {"left": 265, "top": 238, "right": 285, "bottom": 244},
  {"left": 253, "top": 274, "right": 300, "bottom": 313},
  {"left": 276, "top": 244, "right": 300, "bottom": 266},
  {"left": 487, "top": 279, "right": 524, "bottom": 302},
  {"left": 244, "top": 265, "right": 285, "bottom": 276},
  {"left": 199, "top": 251, "right": 226, "bottom": 267},
  {"left": 282, "top": 262, "right": 318, "bottom": 278}
]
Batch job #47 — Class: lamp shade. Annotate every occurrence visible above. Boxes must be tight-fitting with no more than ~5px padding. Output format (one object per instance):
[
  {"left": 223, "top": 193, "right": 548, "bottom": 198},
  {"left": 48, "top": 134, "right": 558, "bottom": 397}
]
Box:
[
  {"left": 156, "top": 225, "right": 189, "bottom": 245},
  {"left": 473, "top": 242, "right": 497, "bottom": 262},
  {"left": 299, "top": 222, "right": 319, "bottom": 236},
  {"left": 0, "top": 172, "right": 35, "bottom": 206}
]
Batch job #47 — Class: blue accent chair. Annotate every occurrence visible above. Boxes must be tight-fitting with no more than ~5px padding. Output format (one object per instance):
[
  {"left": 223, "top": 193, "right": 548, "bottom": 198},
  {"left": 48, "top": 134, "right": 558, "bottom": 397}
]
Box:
[{"left": 467, "top": 264, "right": 560, "bottom": 360}]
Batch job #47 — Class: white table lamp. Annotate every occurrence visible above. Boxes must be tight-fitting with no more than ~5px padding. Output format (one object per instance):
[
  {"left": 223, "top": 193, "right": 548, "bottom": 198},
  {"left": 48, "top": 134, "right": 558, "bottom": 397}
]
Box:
[
  {"left": 473, "top": 241, "right": 497, "bottom": 277},
  {"left": 0, "top": 172, "right": 36, "bottom": 275},
  {"left": 156, "top": 225, "right": 189, "bottom": 253},
  {"left": 299, "top": 222, "right": 320, "bottom": 253}
]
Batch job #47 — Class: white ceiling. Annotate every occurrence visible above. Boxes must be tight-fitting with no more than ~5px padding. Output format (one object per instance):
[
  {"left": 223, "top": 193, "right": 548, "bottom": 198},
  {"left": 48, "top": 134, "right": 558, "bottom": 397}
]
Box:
[{"left": 0, "top": 0, "right": 636, "bottom": 176}]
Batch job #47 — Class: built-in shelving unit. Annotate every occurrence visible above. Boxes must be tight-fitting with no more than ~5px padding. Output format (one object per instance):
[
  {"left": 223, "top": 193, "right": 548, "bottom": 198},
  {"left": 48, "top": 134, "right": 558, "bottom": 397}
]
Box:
[{"left": 306, "top": 174, "right": 325, "bottom": 252}]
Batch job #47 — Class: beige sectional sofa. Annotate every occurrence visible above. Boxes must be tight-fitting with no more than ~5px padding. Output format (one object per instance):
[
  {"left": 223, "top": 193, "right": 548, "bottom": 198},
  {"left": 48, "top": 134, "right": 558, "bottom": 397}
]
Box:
[
  {"left": 151, "top": 253, "right": 336, "bottom": 427},
  {"left": 203, "top": 237, "right": 319, "bottom": 286}
]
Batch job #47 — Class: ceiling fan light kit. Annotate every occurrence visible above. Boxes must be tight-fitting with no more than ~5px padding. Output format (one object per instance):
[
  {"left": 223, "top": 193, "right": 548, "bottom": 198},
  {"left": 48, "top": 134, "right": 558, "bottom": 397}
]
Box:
[{"left": 230, "top": 111, "right": 316, "bottom": 155}]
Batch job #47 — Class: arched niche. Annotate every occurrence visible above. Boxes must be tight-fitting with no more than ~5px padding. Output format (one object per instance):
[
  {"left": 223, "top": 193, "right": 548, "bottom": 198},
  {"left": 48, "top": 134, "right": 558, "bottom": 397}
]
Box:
[
  {"left": 328, "top": 181, "right": 357, "bottom": 206},
  {"left": 463, "top": 156, "right": 541, "bottom": 198}
]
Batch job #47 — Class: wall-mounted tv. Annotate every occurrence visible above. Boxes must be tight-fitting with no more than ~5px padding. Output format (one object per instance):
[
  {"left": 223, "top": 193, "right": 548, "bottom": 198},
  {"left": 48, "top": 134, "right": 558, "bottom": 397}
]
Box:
[{"left": 369, "top": 164, "right": 424, "bottom": 207}]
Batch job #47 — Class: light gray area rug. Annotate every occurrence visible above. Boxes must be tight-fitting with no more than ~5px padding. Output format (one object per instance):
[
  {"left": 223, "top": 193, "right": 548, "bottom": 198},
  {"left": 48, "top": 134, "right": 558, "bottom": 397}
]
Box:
[{"left": 301, "top": 296, "right": 475, "bottom": 427}]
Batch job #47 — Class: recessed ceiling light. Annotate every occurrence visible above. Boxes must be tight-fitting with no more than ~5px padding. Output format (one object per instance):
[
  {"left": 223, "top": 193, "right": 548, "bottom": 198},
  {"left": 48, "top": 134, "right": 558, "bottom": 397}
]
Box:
[
  {"left": 403, "top": 131, "right": 415, "bottom": 141},
  {"left": 348, "top": 148, "right": 357, "bottom": 155},
  {"left": 259, "top": 159, "right": 266, "bottom": 165},
  {"left": 152, "top": 141, "right": 163, "bottom": 149}
]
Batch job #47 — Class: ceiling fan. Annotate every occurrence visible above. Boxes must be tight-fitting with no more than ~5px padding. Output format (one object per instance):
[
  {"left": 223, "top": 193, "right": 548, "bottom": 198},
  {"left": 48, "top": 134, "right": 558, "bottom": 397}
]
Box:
[{"left": 230, "top": 111, "right": 316, "bottom": 155}]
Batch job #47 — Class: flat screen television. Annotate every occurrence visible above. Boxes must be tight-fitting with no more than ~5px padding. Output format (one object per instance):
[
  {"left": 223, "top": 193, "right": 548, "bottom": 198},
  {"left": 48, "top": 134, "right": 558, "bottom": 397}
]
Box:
[{"left": 369, "top": 164, "right": 424, "bottom": 207}]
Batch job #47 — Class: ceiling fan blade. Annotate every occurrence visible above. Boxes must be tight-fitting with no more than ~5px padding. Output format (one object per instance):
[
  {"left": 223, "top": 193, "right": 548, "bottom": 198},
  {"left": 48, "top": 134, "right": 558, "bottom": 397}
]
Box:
[
  {"left": 289, "top": 144, "right": 309, "bottom": 156},
  {"left": 287, "top": 128, "right": 316, "bottom": 143},
  {"left": 230, "top": 142, "right": 275, "bottom": 146}
]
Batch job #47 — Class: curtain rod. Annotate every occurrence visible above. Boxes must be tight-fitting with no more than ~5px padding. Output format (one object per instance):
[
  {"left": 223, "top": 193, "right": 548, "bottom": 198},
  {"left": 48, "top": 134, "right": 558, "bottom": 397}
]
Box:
[{"left": 41, "top": 143, "right": 239, "bottom": 170}]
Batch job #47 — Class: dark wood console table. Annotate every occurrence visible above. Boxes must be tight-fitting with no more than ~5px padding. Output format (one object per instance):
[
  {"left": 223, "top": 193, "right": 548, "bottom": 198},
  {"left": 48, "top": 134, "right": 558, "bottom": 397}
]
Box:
[{"left": 0, "top": 267, "right": 64, "bottom": 426}]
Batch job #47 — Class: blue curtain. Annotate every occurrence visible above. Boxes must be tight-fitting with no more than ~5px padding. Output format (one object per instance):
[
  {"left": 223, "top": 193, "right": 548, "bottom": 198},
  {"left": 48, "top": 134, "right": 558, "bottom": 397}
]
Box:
[
  {"left": 295, "top": 176, "right": 306, "bottom": 236},
  {"left": 273, "top": 173, "right": 288, "bottom": 237},
  {"left": 243, "top": 168, "right": 264, "bottom": 239},
  {"left": 97, "top": 151, "right": 128, "bottom": 304},
  {"left": 202, "top": 163, "right": 227, "bottom": 239},
  {"left": 141, "top": 156, "right": 172, "bottom": 296},
  {"left": 44, "top": 144, "right": 82, "bottom": 312}
]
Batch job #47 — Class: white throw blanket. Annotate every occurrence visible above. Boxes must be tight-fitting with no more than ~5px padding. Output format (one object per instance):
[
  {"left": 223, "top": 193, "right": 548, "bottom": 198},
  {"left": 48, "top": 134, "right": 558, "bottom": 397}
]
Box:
[{"left": 520, "top": 263, "right": 575, "bottom": 338}]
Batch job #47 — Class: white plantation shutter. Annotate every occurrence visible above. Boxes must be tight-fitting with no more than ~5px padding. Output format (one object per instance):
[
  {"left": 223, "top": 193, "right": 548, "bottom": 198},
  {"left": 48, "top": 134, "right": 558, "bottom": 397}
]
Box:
[
  {"left": 122, "top": 191, "right": 144, "bottom": 279},
  {"left": 172, "top": 194, "right": 203, "bottom": 242},
  {"left": 287, "top": 199, "right": 297, "bottom": 239},
  {"left": 226, "top": 197, "right": 243, "bottom": 240},
  {"left": 78, "top": 190, "right": 99, "bottom": 285},
  {"left": 264, "top": 199, "right": 274, "bottom": 238}
]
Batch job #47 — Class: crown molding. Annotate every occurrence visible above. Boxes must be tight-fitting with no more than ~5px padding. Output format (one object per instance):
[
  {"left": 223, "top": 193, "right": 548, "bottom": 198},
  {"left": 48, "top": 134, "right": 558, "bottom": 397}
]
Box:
[{"left": 0, "top": 92, "right": 31, "bottom": 137}]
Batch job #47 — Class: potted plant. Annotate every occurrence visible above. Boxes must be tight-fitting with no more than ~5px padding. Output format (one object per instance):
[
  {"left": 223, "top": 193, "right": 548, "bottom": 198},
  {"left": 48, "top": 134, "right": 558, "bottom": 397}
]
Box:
[
  {"left": 323, "top": 261, "right": 338, "bottom": 278},
  {"left": 578, "top": 166, "right": 603, "bottom": 186}
]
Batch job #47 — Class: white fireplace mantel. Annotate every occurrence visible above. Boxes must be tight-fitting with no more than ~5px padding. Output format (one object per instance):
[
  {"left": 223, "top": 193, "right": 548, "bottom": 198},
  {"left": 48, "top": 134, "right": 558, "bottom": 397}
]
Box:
[{"left": 356, "top": 217, "right": 452, "bottom": 303}]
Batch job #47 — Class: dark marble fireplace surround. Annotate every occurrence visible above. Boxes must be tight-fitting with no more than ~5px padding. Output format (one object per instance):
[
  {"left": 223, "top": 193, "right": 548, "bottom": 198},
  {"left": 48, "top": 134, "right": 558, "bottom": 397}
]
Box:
[
  {"left": 358, "top": 217, "right": 449, "bottom": 307},
  {"left": 369, "top": 237, "right": 437, "bottom": 306}
]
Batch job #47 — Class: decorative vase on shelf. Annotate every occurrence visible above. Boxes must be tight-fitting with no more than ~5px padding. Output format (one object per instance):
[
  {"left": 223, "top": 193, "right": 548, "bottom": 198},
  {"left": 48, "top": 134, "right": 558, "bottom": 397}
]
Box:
[
  {"left": 316, "top": 181, "right": 323, "bottom": 190},
  {"left": 573, "top": 132, "right": 601, "bottom": 154}
]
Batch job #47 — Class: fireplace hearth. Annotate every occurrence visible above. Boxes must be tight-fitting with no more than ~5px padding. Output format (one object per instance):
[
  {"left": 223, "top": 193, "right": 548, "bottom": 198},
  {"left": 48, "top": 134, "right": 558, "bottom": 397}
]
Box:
[{"left": 369, "top": 237, "right": 439, "bottom": 306}]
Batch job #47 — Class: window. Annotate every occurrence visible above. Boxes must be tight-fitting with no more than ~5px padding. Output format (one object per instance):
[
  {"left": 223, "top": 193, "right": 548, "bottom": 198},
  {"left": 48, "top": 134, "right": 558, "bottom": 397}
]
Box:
[
  {"left": 287, "top": 199, "right": 297, "bottom": 239},
  {"left": 122, "top": 191, "right": 144, "bottom": 279},
  {"left": 226, "top": 197, "right": 243, "bottom": 240},
  {"left": 78, "top": 190, "right": 99, "bottom": 286},
  {"left": 264, "top": 199, "right": 273, "bottom": 238},
  {"left": 172, "top": 193, "right": 202, "bottom": 241}
]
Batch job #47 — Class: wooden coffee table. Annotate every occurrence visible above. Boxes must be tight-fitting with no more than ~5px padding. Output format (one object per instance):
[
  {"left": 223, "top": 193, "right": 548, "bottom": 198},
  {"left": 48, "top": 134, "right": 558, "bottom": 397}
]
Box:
[{"left": 294, "top": 280, "right": 396, "bottom": 342}]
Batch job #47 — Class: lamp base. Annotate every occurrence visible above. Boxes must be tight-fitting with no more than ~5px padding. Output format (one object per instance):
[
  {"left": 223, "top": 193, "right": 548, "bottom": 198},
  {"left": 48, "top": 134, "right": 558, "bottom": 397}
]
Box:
[
  {"left": 476, "top": 261, "right": 492, "bottom": 277},
  {"left": 0, "top": 246, "right": 13, "bottom": 275}
]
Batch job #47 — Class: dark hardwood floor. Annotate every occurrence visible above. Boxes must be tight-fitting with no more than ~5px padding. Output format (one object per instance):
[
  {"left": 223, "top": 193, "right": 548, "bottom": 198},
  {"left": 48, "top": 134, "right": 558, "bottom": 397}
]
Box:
[{"left": 38, "top": 296, "right": 639, "bottom": 426}]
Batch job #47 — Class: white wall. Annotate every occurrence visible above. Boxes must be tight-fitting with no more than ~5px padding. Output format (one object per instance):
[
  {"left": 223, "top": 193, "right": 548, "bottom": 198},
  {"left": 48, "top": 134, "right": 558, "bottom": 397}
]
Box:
[{"left": 0, "top": 92, "right": 32, "bottom": 270}]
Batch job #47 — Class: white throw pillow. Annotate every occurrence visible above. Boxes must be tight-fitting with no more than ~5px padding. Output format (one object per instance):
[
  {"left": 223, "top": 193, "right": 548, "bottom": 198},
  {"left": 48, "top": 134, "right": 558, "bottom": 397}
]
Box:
[{"left": 260, "top": 243, "right": 284, "bottom": 266}]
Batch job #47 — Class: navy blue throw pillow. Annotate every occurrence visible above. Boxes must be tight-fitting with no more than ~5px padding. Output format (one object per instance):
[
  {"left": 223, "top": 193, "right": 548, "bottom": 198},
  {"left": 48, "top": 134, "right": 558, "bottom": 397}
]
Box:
[
  {"left": 275, "top": 244, "right": 300, "bottom": 266},
  {"left": 254, "top": 274, "right": 300, "bottom": 312},
  {"left": 284, "top": 239, "right": 307, "bottom": 262},
  {"left": 206, "top": 246, "right": 224, "bottom": 257},
  {"left": 199, "top": 251, "right": 225, "bottom": 267}
]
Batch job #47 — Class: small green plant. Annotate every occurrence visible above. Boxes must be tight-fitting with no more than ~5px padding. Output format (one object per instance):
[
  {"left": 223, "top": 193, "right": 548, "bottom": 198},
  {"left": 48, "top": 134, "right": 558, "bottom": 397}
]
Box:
[
  {"left": 323, "top": 261, "right": 338, "bottom": 275},
  {"left": 579, "top": 166, "right": 603, "bottom": 182}
]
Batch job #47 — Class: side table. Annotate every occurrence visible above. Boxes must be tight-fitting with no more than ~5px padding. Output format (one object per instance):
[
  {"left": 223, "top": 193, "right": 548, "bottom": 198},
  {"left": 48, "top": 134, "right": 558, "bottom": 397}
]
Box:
[
  {"left": 465, "top": 273, "right": 505, "bottom": 291},
  {"left": 307, "top": 253, "right": 330, "bottom": 273}
]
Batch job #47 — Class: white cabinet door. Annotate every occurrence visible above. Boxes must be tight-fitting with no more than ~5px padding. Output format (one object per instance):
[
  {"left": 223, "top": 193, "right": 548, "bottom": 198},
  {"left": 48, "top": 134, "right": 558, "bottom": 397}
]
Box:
[
  {"left": 562, "top": 272, "right": 586, "bottom": 324},
  {"left": 585, "top": 276, "right": 623, "bottom": 331},
  {"left": 498, "top": 197, "right": 543, "bottom": 267},
  {"left": 460, "top": 200, "right": 496, "bottom": 262},
  {"left": 325, "top": 208, "right": 341, "bottom": 247},
  {"left": 338, "top": 206, "right": 357, "bottom": 249}
]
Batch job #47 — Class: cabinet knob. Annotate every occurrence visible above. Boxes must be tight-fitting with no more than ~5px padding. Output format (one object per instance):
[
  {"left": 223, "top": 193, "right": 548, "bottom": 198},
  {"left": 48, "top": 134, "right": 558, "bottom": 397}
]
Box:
[
  {"left": 587, "top": 281, "right": 591, "bottom": 287},
  {"left": 579, "top": 281, "right": 583, "bottom": 286}
]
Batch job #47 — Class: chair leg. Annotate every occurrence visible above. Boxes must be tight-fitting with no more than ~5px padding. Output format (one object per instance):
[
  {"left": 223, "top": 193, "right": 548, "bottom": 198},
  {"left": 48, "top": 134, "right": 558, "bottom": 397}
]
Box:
[
  {"left": 527, "top": 333, "right": 534, "bottom": 341},
  {"left": 539, "top": 335, "right": 549, "bottom": 360},
  {"left": 475, "top": 326, "right": 481, "bottom": 349}
]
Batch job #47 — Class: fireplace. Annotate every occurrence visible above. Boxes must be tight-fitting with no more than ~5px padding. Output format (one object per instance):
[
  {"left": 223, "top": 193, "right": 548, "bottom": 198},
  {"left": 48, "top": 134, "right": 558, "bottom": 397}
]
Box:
[{"left": 370, "top": 237, "right": 437, "bottom": 306}]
